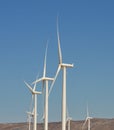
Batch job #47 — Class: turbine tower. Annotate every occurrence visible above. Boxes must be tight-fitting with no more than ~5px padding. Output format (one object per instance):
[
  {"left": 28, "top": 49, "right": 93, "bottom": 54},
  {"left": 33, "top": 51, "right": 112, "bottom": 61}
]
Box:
[
  {"left": 33, "top": 43, "right": 54, "bottom": 130},
  {"left": 24, "top": 81, "right": 42, "bottom": 130},
  {"left": 49, "top": 20, "right": 73, "bottom": 130},
  {"left": 82, "top": 105, "right": 92, "bottom": 130}
]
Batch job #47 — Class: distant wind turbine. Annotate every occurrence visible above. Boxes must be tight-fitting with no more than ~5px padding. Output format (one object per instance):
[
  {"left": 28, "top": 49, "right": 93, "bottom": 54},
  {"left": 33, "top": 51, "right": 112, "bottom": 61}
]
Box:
[
  {"left": 26, "top": 110, "right": 34, "bottom": 130},
  {"left": 24, "top": 80, "right": 42, "bottom": 130},
  {"left": 82, "top": 105, "right": 92, "bottom": 130},
  {"left": 48, "top": 19, "right": 73, "bottom": 130},
  {"left": 66, "top": 107, "right": 72, "bottom": 130},
  {"left": 32, "top": 43, "right": 54, "bottom": 130}
]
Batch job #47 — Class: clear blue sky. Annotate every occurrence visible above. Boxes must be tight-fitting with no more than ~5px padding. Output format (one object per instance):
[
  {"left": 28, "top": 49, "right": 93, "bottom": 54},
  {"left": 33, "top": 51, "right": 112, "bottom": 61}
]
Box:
[{"left": 0, "top": 0, "right": 114, "bottom": 123}]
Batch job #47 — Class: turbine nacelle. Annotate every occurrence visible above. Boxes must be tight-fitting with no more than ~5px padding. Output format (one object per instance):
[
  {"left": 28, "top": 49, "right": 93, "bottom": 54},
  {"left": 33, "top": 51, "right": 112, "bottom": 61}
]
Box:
[
  {"left": 24, "top": 81, "right": 42, "bottom": 95},
  {"left": 48, "top": 63, "right": 74, "bottom": 96},
  {"left": 33, "top": 91, "right": 42, "bottom": 95},
  {"left": 67, "top": 117, "right": 72, "bottom": 121},
  {"left": 60, "top": 63, "right": 74, "bottom": 68},
  {"left": 87, "top": 117, "right": 93, "bottom": 120},
  {"left": 27, "top": 111, "right": 38, "bottom": 117},
  {"left": 26, "top": 111, "right": 34, "bottom": 117},
  {"left": 85, "top": 116, "right": 92, "bottom": 122}
]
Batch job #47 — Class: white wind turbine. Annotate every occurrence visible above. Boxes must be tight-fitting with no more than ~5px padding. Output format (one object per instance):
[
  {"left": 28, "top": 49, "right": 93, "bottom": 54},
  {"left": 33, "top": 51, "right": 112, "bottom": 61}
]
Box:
[
  {"left": 26, "top": 91, "right": 35, "bottom": 130},
  {"left": 26, "top": 110, "right": 34, "bottom": 130},
  {"left": 32, "top": 43, "right": 54, "bottom": 130},
  {"left": 82, "top": 105, "right": 92, "bottom": 130},
  {"left": 24, "top": 81, "right": 42, "bottom": 130},
  {"left": 66, "top": 108, "right": 72, "bottom": 130},
  {"left": 48, "top": 20, "right": 73, "bottom": 130}
]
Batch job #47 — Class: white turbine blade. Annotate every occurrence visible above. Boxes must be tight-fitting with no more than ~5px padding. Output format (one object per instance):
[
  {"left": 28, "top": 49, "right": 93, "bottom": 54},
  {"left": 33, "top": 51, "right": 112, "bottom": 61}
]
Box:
[
  {"left": 41, "top": 112, "right": 45, "bottom": 121},
  {"left": 48, "top": 65, "right": 61, "bottom": 96},
  {"left": 43, "top": 42, "right": 48, "bottom": 77},
  {"left": 82, "top": 118, "right": 88, "bottom": 129},
  {"left": 41, "top": 115, "right": 44, "bottom": 122},
  {"left": 87, "top": 102, "right": 89, "bottom": 117},
  {"left": 32, "top": 76, "right": 49, "bottom": 85},
  {"left": 33, "top": 81, "right": 37, "bottom": 92},
  {"left": 32, "top": 78, "right": 43, "bottom": 85},
  {"left": 66, "top": 107, "right": 72, "bottom": 121},
  {"left": 32, "top": 108, "right": 34, "bottom": 115},
  {"left": 66, "top": 106, "right": 69, "bottom": 121},
  {"left": 24, "top": 81, "right": 33, "bottom": 93},
  {"left": 33, "top": 73, "right": 39, "bottom": 91},
  {"left": 57, "top": 18, "right": 62, "bottom": 64}
]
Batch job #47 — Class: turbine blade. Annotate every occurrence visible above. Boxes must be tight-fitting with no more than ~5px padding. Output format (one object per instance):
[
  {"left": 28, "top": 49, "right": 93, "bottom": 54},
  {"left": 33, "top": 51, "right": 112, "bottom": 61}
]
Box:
[
  {"left": 32, "top": 108, "right": 34, "bottom": 116},
  {"left": 41, "top": 113, "right": 45, "bottom": 121},
  {"left": 32, "top": 78, "right": 43, "bottom": 85},
  {"left": 33, "top": 81, "right": 37, "bottom": 92},
  {"left": 82, "top": 118, "right": 88, "bottom": 129},
  {"left": 86, "top": 102, "right": 89, "bottom": 118},
  {"left": 66, "top": 106, "right": 69, "bottom": 121},
  {"left": 24, "top": 81, "right": 33, "bottom": 93},
  {"left": 48, "top": 65, "right": 61, "bottom": 96},
  {"left": 33, "top": 73, "right": 39, "bottom": 91},
  {"left": 57, "top": 18, "right": 62, "bottom": 64},
  {"left": 42, "top": 81, "right": 45, "bottom": 94},
  {"left": 43, "top": 42, "right": 48, "bottom": 77}
]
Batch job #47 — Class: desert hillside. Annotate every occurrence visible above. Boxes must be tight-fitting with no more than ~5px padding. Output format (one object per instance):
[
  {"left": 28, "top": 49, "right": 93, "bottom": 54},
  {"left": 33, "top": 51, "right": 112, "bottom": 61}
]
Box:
[{"left": 0, "top": 118, "right": 114, "bottom": 130}]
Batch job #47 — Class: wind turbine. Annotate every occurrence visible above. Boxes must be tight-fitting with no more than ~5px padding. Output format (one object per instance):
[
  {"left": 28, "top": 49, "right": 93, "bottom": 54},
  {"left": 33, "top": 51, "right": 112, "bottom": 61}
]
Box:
[
  {"left": 66, "top": 108, "right": 72, "bottom": 130},
  {"left": 26, "top": 110, "right": 34, "bottom": 130},
  {"left": 82, "top": 105, "right": 92, "bottom": 130},
  {"left": 32, "top": 43, "right": 54, "bottom": 130},
  {"left": 24, "top": 81, "right": 42, "bottom": 130},
  {"left": 48, "top": 19, "right": 73, "bottom": 130},
  {"left": 26, "top": 88, "right": 36, "bottom": 130}
]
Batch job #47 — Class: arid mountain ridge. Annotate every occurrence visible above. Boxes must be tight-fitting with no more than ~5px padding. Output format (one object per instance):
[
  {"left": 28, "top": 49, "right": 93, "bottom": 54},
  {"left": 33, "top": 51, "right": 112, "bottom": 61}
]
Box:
[{"left": 0, "top": 118, "right": 114, "bottom": 130}]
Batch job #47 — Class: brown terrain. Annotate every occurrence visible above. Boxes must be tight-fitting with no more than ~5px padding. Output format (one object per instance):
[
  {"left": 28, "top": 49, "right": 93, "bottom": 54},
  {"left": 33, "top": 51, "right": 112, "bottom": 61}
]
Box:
[{"left": 0, "top": 118, "right": 114, "bottom": 130}]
